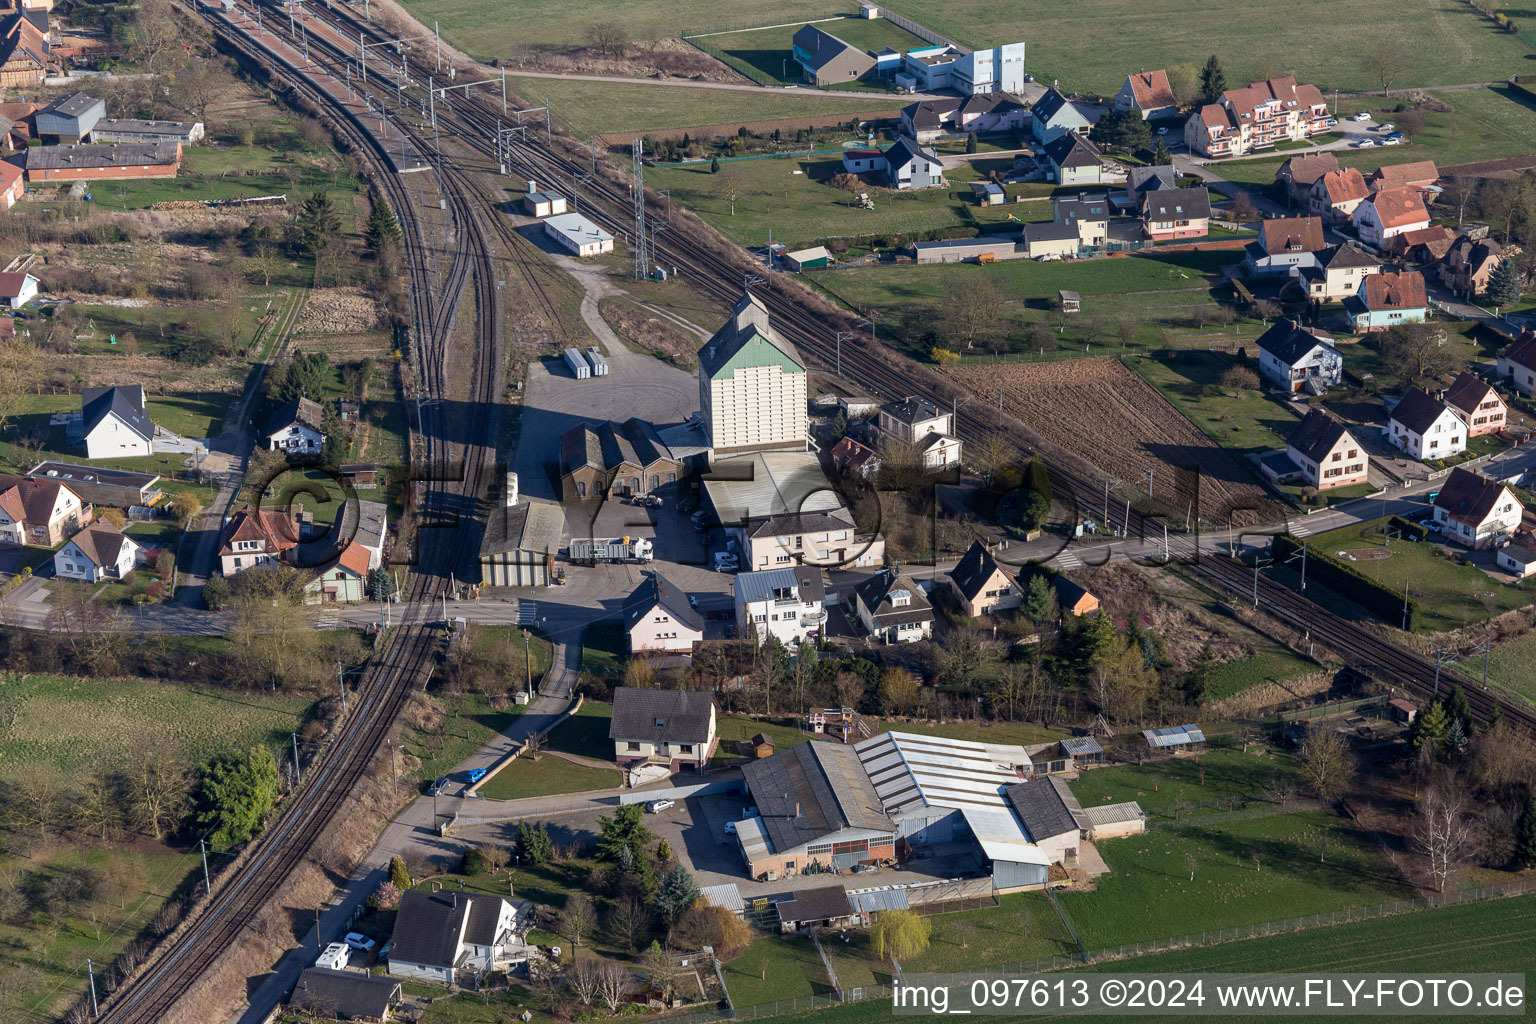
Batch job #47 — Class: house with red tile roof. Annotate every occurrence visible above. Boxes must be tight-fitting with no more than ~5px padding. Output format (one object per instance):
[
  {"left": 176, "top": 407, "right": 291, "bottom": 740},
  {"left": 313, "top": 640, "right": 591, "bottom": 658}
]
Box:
[
  {"left": 1368, "top": 161, "right": 1438, "bottom": 194},
  {"left": 1431, "top": 466, "right": 1522, "bottom": 548},
  {"left": 1184, "top": 76, "right": 1329, "bottom": 157},
  {"left": 1352, "top": 187, "right": 1430, "bottom": 247},
  {"left": 1347, "top": 270, "right": 1428, "bottom": 332},
  {"left": 1113, "top": 70, "right": 1178, "bottom": 120},
  {"left": 1306, "top": 168, "right": 1370, "bottom": 224},
  {"left": 217, "top": 504, "right": 301, "bottom": 576},
  {"left": 0, "top": 472, "right": 89, "bottom": 546},
  {"left": 1276, "top": 152, "right": 1338, "bottom": 207},
  {"left": 1441, "top": 372, "right": 1507, "bottom": 438},
  {"left": 303, "top": 540, "right": 372, "bottom": 604}
]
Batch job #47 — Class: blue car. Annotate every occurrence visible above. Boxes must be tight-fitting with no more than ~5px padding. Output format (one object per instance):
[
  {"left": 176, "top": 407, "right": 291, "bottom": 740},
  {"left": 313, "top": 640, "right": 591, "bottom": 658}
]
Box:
[
  {"left": 1385, "top": 132, "right": 1405, "bottom": 141},
  {"left": 466, "top": 768, "right": 488, "bottom": 784}
]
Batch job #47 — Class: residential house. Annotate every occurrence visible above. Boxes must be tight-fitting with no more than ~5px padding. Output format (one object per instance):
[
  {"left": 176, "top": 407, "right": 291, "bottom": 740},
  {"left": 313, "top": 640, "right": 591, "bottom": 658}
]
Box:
[
  {"left": 898, "top": 42, "right": 1026, "bottom": 96},
  {"left": 879, "top": 395, "right": 962, "bottom": 468},
  {"left": 1368, "top": 160, "right": 1438, "bottom": 195},
  {"left": 1255, "top": 320, "right": 1341, "bottom": 394},
  {"left": 1388, "top": 387, "right": 1464, "bottom": 461},
  {"left": 0, "top": 473, "right": 88, "bottom": 546},
  {"left": 791, "top": 24, "right": 874, "bottom": 85},
  {"left": 1285, "top": 408, "right": 1368, "bottom": 491},
  {"left": 1022, "top": 193, "right": 1111, "bottom": 258},
  {"left": 947, "top": 540, "right": 1020, "bottom": 617},
  {"left": 1002, "top": 777, "right": 1085, "bottom": 867},
  {"left": 1113, "top": 69, "right": 1178, "bottom": 120},
  {"left": 1052, "top": 575, "right": 1099, "bottom": 616},
  {"left": 1039, "top": 132, "right": 1110, "bottom": 186},
  {"left": 1276, "top": 152, "right": 1339, "bottom": 208},
  {"left": 830, "top": 435, "right": 880, "bottom": 478},
  {"left": 1439, "top": 235, "right": 1503, "bottom": 299},
  {"left": 1432, "top": 466, "right": 1523, "bottom": 548},
  {"left": 80, "top": 384, "right": 154, "bottom": 459},
  {"left": 737, "top": 741, "right": 898, "bottom": 881},
  {"left": 1141, "top": 186, "right": 1210, "bottom": 240},
  {"left": 0, "top": 270, "right": 36, "bottom": 307},
  {"left": 53, "top": 520, "right": 137, "bottom": 582},
  {"left": 1296, "top": 243, "right": 1381, "bottom": 303},
  {"left": 1441, "top": 372, "right": 1507, "bottom": 438},
  {"left": 1113, "top": 163, "right": 1178, "bottom": 211},
  {"left": 1243, "top": 216, "right": 1325, "bottom": 277},
  {"left": 0, "top": 9, "right": 53, "bottom": 88},
  {"left": 349, "top": 498, "right": 389, "bottom": 570},
  {"left": 35, "top": 92, "right": 103, "bottom": 143},
  {"left": 559, "top": 418, "right": 678, "bottom": 502},
  {"left": 264, "top": 396, "right": 324, "bottom": 455},
  {"left": 1307, "top": 167, "right": 1370, "bottom": 224},
  {"left": 387, "top": 890, "right": 524, "bottom": 985},
  {"left": 478, "top": 492, "right": 564, "bottom": 587},
  {"left": 302, "top": 540, "right": 371, "bottom": 604},
  {"left": 1392, "top": 224, "right": 1459, "bottom": 263},
  {"left": 1030, "top": 88, "right": 1092, "bottom": 145},
  {"left": 288, "top": 968, "right": 402, "bottom": 1022},
  {"left": 699, "top": 292, "right": 808, "bottom": 456},
  {"left": 217, "top": 504, "right": 300, "bottom": 575},
  {"left": 1352, "top": 188, "right": 1430, "bottom": 247},
  {"left": 0, "top": 160, "right": 23, "bottom": 211},
  {"left": 1346, "top": 271, "right": 1428, "bottom": 333},
  {"left": 882, "top": 135, "right": 944, "bottom": 190},
  {"left": 1498, "top": 329, "right": 1536, "bottom": 397},
  {"left": 899, "top": 93, "right": 1028, "bottom": 142},
  {"left": 609, "top": 686, "right": 718, "bottom": 773},
  {"left": 1497, "top": 531, "right": 1536, "bottom": 578},
  {"left": 623, "top": 572, "right": 705, "bottom": 656},
  {"left": 1185, "top": 76, "right": 1328, "bottom": 157},
  {"left": 855, "top": 569, "right": 933, "bottom": 643},
  {"left": 735, "top": 564, "right": 827, "bottom": 648},
  {"left": 703, "top": 451, "right": 884, "bottom": 569}
]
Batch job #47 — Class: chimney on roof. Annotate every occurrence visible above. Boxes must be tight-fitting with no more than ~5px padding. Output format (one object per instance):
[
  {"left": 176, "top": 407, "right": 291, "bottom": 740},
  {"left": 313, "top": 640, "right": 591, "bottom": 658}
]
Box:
[{"left": 795, "top": 801, "right": 801, "bottom": 818}]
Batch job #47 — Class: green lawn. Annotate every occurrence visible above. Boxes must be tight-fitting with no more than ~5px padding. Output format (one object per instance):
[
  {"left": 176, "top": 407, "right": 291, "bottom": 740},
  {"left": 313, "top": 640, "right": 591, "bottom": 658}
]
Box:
[
  {"left": 0, "top": 673, "right": 311, "bottom": 774},
  {"left": 883, "top": 0, "right": 1533, "bottom": 96},
  {"left": 1302, "top": 518, "right": 1535, "bottom": 633},
  {"left": 1069, "top": 747, "right": 1299, "bottom": 820},
  {"left": 901, "top": 892, "right": 1078, "bottom": 972},
  {"left": 1483, "top": 630, "right": 1536, "bottom": 707},
  {"left": 512, "top": 74, "right": 898, "bottom": 137},
  {"left": 713, "top": 714, "right": 815, "bottom": 760},
  {"left": 722, "top": 932, "right": 829, "bottom": 1006},
  {"left": 475, "top": 752, "right": 620, "bottom": 799},
  {"left": 703, "top": 17, "right": 928, "bottom": 86},
  {"left": 1217, "top": 86, "right": 1536, "bottom": 187},
  {"left": 580, "top": 621, "right": 627, "bottom": 675},
  {"left": 1206, "top": 645, "right": 1320, "bottom": 701},
  {"left": 1057, "top": 809, "right": 1414, "bottom": 950},
  {"left": 123, "top": 519, "right": 184, "bottom": 555},
  {"left": 545, "top": 700, "right": 614, "bottom": 758},
  {"left": 1129, "top": 350, "right": 1300, "bottom": 459},
  {"left": 402, "top": 693, "right": 529, "bottom": 783}
]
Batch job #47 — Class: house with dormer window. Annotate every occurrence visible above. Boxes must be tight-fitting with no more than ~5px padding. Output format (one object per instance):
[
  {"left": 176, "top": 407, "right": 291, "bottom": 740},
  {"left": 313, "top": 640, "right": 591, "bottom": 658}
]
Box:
[{"left": 855, "top": 569, "right": 932, "bottom": 643}]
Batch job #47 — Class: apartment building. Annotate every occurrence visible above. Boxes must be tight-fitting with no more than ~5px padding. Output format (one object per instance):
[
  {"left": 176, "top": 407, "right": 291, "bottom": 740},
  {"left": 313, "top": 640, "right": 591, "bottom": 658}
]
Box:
[{"left": 1184, "top": 76, "right": 1329, "bottom": 157}]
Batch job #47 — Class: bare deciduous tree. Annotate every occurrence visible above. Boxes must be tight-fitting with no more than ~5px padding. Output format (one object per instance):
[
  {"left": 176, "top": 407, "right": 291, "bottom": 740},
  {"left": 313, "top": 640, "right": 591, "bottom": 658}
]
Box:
[
  {"left": 1299, "top": 729, "right": 1357, "bottom": 801},
  {"left": 1363, "top": 47, "right": 1412, "bottom": 96},
  {"left": 1415, "top": 787, "right": 1474, "bottom": 893},
  {"left": 943, "top": 277, "right": 1003, "bottom": 350},
  {"left": 567, "top": 956, "right": 603, "bottom": 1005},
  {"left": 596, "top": 960, "right": 633, "bottom": 1011},
  {"left": 586, "top": 21, "right": 629, "bottom": 58},
  {"left": 563, "top": 892, "right": 596, "bottom": 950},
  {"left": 121, "top": 745, "right": 193, "bottom": 840}
]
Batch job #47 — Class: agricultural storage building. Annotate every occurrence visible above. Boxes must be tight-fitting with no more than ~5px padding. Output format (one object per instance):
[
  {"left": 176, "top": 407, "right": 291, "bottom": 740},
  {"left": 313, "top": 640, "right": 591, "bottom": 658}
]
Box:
[
  {"left": 543, "top": 212, "right": 612, "bottom": 256},
  {"left": 911, "top": 235, "right": 1021, "bottom": 265},
  {"left": 698, "top": 291, "right": 808, "bottom": 455},
  {"left": 24, "top": 141, "right": 181, "bottom": 182},
  {"left": 90, "top": 119, "right": 204, "bottom": 145},
  {"left": 478, "top": 494, "right": 564, "bottom": 587},
  {"left": 1076, "top": 801, "right": 1146, "bottom": 840},
  {"left": 781, "top": 246, "right": 830, "bottom": 272},
  {"left": 26, "top": 461, "right": 160, "bottom": 509},
  {"left": 521, "top": 190, "right": 568, "bottom": 218},
  {"left": 35, "top": 92, "right": 104, "bottom": 143},
  {"left": 1059, "top": 735, "right": 1103, "bottom": 765},
  {"left": 776, "top": 885, "right": 858, "bottom": 933},
  {"left": 1002, "top": 776, "right": 1085, "bottom": 866}
]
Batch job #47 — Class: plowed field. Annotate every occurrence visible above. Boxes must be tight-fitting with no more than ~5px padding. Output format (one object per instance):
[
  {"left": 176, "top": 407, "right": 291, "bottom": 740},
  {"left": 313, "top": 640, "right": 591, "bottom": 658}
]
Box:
[{"left": 947, "top": 358, "right": 1288, "bottom": 525}]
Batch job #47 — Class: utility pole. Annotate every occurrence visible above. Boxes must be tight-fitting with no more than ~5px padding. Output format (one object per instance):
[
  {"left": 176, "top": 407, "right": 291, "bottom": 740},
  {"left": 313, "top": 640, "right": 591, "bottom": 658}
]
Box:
[
  {"left": 200, "top": 839, "right": 211, "bottom": 896},
  {"left": 523, "top": 629, "right": 533, "bottom": 700},
  {"left": 292, "top": 732, "right": 302, "bottom": 785},
  {"left": 633, "top": 137, "right": 650, "bottom": 281},
  {"left": 337, "top": 661, "right": 347, "bottom": 715},
  {"left": 1402, "top": 576, "right": 1410, "bottom": 631},
  {"left": 435, "top": 19, "right": 441, "bottom": 71},
  {"left": 835, "top": 331, "right": 853, "bottom": 379},
  {"left": 87, "top": 959, "right": 99, "bottom": 1017}
]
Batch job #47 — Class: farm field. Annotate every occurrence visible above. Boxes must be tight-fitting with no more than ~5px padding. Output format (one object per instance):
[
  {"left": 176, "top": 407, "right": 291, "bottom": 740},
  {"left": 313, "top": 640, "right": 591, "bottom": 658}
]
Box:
[
  {"left": 902, "top": 892, "right": 1078, "bottom": 972},
  {"left": 704, "top": 17, "right": 928, "bottom": 87},
  {"left": 510, "top": 75, "right": 896, "bottom": 137},
  {"left": 944, "top": 358, "right": 1290, "bottom": 525},
  {"left": 1070, "top": 747, "right": 1300, "bottom": 820},
  {"left": 1301, "top": 519, "right": 1534, "bottom": 633},
  {"left": 811, "top": 249, "right": 1246, "bottom": 356},
  {"left": 749, "top": 894, "right": 1536, "bottom": 1024},
  {"left": 1216, "top": 87, "right": 1536, "bottom": 186},
  {"left": 881, "top": 0, "right": 1532, "bottom": 96},
  {"left": 1056, "top": 809, "right": 1414, "bottom": 950}
]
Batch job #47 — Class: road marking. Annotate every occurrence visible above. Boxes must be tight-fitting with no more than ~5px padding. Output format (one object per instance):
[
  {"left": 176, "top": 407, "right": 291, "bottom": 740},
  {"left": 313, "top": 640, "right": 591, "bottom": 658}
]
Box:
[{"left": 1054, "top": 551, "right": 1083, "bottom": 569}]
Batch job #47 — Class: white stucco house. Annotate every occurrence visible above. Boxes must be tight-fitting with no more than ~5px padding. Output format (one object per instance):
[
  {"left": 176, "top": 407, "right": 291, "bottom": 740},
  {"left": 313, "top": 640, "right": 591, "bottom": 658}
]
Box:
[
  {"left": 1432, "top": 467, "right": 1524, "bottom": 549},
  {"left": 264, "top": 396, "right": 325, "bottom": 455},
  {"left": 1388, "top": 387, "right": 1465, "bottom": 461},
  {"left": 54, "top": 521, "right": 138, "bottom": 582},
  {"left": 734, "top": 564, "right": 827, "bottom": 648},
  {"left": 1255, "top": 321, "right": 1342, "bottom": 395},
  {"left": 81, "top": 385, "right": 154, "bottom": 459},
  {"left": 387, "top": 891, "right": 527, "bottom": 985},
  {"left": 623, "top": 572, "right": 705, "bottom": 655},
  {"left": 855, "top": 569, "right": 933, "bottom": 643}
]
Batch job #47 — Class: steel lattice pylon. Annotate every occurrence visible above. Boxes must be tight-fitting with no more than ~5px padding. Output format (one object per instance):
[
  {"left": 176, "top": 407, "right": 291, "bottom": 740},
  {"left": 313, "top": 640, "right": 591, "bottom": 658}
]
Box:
[{"left": 632, "top": 137, "right": 650, "bottom": 281}]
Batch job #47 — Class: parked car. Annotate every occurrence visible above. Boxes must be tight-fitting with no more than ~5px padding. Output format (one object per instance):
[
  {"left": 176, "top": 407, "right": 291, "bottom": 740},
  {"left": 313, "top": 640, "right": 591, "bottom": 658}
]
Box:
[
  {"left": 465, "top": 768, "right": 488, "bottom": 784},
  {"left": 1385, "top": 132, "right": 1405, "bottom": 140},
  {"left": 1355, "top": 139, "right": 1376, "bottom": 148},
  {"left": 1377, "top": 122, "right": 1394, "bottom": 132},
  {"left": 1325, "top": 118, "right": 1339, "bottom": 127},
  {"left": 1156, "top": 125, "right": 1169, "bottom": 135},
  {"left": 1351, "top": 111, "right": 1371, "bottom": 121},
  {"left": 1382, "top": 138, "right": 1402, "bottom": 146},
  {"left": 723, "top": 820, "right": 738, "bottom": 835},
  {"left": 713, "top": 552, "right": 739, "bottom": 572},
  {"left": 344, "top": 933, "right": 376, "bottom": 952},
  {"left": 646, "top": 798, "right": 676, "bottom": 813},
  {"left": 428, "top": 777, "right": 450, "bottom": 796},
  {"left": 640, "top": 494, "right": 663, "bottom": 508}
]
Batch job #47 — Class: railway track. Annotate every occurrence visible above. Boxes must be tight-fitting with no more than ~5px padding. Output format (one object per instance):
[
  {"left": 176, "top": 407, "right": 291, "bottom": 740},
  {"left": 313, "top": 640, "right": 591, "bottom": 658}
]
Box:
[
  {"left": 91, "top": 4, "right": 505, "bottom": 1021},
  {"left": 293, "top": 0, "right": 1536, "bottom": 733}
]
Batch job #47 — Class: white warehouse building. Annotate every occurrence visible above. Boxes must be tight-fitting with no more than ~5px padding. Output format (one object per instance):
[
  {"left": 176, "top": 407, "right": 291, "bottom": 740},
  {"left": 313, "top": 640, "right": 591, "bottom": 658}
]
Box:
[{"left": 542, "top": 213, "right": 614, "bottom": 257}]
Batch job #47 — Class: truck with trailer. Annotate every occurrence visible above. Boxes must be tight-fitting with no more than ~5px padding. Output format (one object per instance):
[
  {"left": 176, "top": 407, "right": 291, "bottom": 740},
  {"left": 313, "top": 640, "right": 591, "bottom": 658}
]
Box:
[
  {"left": 563, "top": 348, "right": 591, "bottom": 379},
  {"left": 568, "top": 536, "right": 654, "bottom": 565}
]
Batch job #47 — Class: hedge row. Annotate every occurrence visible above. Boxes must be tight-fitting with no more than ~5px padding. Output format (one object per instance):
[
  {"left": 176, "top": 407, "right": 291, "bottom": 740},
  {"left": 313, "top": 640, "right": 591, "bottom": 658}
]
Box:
[
  {"left": 1273, "top": 534, "right": 1420, "bottom": 631},
  {"left": 1388, "top": 515, "right": 1429, "bottom": 542}
]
